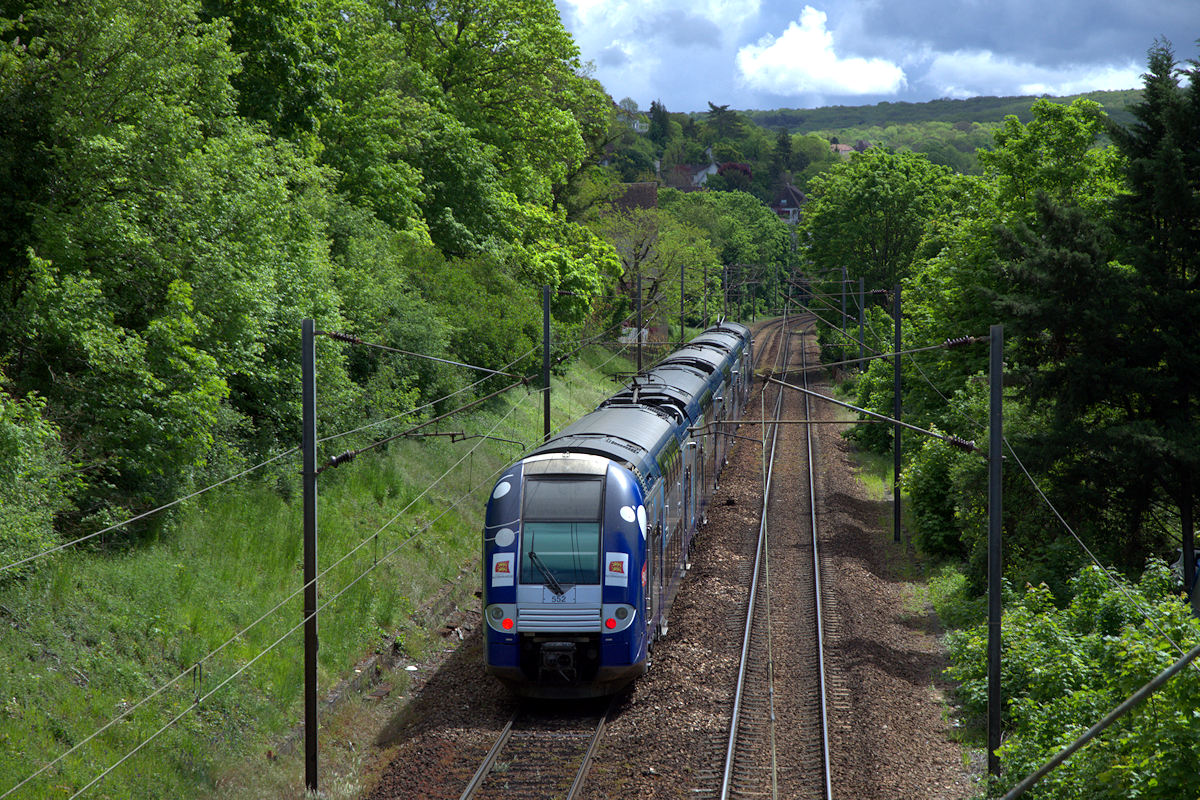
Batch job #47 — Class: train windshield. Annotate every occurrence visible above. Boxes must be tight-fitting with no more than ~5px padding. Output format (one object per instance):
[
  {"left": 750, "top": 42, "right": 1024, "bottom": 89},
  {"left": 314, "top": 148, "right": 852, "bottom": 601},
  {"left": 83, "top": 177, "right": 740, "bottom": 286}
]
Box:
[{"left": 521, "top": 477, "right": 603, "bottom": 586}]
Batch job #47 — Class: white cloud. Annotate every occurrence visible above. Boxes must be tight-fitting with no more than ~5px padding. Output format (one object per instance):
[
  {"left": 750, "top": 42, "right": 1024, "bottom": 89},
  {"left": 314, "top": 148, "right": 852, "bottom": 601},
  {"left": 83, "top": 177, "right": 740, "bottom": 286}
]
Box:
[
  {"left": 558, "top": 0, "right": 761, "bottom": 33},
  {"left": 923, "top": 50, "right": 1143, "bottom": 98},
  {"left": 735, "top": 6, "right": 906, "bottom": 95}
]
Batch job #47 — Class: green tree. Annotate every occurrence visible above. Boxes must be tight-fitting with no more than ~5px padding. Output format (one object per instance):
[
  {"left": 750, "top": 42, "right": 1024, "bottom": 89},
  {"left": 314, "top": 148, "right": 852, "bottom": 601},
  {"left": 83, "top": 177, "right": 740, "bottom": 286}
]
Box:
[
  {"left": 978, "top": 98, "right": 1123, "bottom": 219},
  {"left": 199, "top": 0, "right": 340, "bottom": 148},
  {"left": 383, "top": 0, "right": 593, "bottom": 205},
  {"left": 947, "top": 563, "right": 1200, "bottom": 799},
  {"left": 0, "top": 0, "right": 349, "bottom": 514},
  {"left": 705, "top": 101, "right": 743, "bottom": 141},
  {"left": 648, "top": 99, "right": 671, "bottom": 146},
  {"left": 590, "top": 207, "right": 720, "bottom": 331},
  {"left": 0, "top": 381, "right": 74, "bottom": 579},
  {"left": 801, "top": 148, "right": 952, "bottom": 290},
  {"left": 1109, "top": 39, "right": 1200, "bottom": 585}
]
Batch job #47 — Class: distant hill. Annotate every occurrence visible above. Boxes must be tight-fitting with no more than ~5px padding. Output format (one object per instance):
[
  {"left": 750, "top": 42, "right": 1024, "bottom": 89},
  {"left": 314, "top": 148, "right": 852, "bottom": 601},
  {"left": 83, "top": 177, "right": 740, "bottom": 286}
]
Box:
[{"left": 745, "top": 89, "right": 1141, "bottom": 132}]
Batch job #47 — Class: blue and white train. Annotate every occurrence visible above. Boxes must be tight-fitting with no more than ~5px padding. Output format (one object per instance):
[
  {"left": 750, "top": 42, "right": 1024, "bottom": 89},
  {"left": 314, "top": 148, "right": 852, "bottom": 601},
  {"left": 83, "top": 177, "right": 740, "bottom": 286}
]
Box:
[{"left": 482, "top": 322, "right": 753, "bottom": 697}]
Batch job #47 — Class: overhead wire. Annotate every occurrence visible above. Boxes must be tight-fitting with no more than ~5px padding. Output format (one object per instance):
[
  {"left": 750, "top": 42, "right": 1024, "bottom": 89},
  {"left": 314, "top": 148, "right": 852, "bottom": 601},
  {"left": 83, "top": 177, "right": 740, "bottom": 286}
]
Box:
[
  {"left": 10, "top": 293, "right": 712, "bottom": 795},
  {"left": 0, "top": 447, "right": 300, "bottom": 575},
  {"left": 60, "top": 399, "right": 544, "bottom": 800},
  {"left": 319, "top": 330, "right": 522, "bottom": 377},
  {"left": 0, "top": 336, "right": 545, "bottom": 577},
  {"left": 885, "top": 312, "right": 1198, "bottom": 665},
  {"left": 317, "top": 345, "right": 538, "bottom": 446},
  {"left": 6, "top": 300, "right": 653, "bottom": 794},
  {"left": 6, "top": 388, "right": 543, "bottom": 800}
]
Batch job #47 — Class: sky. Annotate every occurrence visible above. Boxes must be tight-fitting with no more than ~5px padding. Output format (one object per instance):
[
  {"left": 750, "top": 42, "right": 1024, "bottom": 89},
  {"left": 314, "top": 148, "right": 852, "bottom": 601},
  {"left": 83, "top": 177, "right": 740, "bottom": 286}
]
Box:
[{"left": 553, "top": 0, "right": 1200, "bottom": 113}]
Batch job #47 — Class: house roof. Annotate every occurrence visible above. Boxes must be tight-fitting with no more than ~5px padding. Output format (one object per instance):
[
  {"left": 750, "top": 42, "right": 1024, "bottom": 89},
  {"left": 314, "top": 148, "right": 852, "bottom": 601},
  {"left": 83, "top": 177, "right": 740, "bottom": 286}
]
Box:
[{"left": 771, "top": 183, "right": 807, "bottom": 209}]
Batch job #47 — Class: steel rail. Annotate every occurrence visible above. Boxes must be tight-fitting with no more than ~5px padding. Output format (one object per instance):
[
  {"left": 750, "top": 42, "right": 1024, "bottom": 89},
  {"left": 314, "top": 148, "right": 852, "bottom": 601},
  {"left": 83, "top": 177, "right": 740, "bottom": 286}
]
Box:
[
  {"left": 720, "top": 315, "right": 792, "bottom": 800},
  {"left": 565, "top": 700, "right": 613, "bottom": 800},
  {"left": 459, "top": 699, "right": 613, "bottom": 800},
  {"left": 801, "top": 324, "right": 835, "bottom": 800},
  {"left": 458, "top": 713, "right": 516, "bottom": 800}
]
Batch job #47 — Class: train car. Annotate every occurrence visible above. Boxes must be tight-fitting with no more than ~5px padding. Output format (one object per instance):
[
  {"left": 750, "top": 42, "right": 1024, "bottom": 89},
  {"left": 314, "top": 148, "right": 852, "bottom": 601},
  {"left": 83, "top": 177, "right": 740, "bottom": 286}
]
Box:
[{"left": 482, "top": 322, "right": 753, "bottom": 698}]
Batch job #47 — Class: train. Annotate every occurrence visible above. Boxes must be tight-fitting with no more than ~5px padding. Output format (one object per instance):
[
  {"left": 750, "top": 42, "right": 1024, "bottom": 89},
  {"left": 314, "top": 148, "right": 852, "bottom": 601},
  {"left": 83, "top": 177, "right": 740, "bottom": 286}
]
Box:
[{"left": 482, "top": 322, "right": 754, "bottom": 698}]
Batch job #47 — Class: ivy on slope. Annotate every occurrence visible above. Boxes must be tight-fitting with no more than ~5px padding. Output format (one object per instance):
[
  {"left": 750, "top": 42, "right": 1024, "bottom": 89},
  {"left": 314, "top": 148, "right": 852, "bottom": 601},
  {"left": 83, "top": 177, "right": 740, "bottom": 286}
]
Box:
[{"left": 946, "top": 562, "right": 1200, "bottom": 799}]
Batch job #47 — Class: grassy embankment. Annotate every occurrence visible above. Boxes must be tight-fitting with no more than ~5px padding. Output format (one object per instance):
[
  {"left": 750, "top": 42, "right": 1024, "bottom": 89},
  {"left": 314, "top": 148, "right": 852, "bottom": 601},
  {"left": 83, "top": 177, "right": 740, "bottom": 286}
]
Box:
[{"left": 0, "top": 344, "right": 635, "bottom": 799}]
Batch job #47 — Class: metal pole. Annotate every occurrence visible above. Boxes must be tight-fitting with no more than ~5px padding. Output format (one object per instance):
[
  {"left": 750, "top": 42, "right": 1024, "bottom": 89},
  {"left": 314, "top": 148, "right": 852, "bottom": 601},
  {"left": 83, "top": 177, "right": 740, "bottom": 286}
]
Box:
[
  {"left": 704, "top": 264, "right": 709, "bottom": 327},
  {"left": 723, "top": 265, "right": 728, "bottom": 320},
  {"left": 637, "top": 272, "right": 643, "bottom": 373},
  {"left": 841, "top": 266, "right": 848, "bottom": 363},
  {"left": 858, "top": 277, "right": 865, "bottom": 368},
  {"left": 301, "top": 319, "right": 319, "bottom": 793},
  {"left": 543, "top": 285, "right": 551, "bottom": 442},
  {"left": 988, "top": 323, "right": 1004, "bottom": 783},
  {"left": 893, "top": 285, "right": 902, "bottom": 544}
]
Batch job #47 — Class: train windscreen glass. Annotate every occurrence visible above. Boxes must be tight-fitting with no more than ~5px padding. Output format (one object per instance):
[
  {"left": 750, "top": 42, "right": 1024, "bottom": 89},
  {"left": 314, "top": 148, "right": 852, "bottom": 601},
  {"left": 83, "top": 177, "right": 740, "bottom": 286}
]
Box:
[{"left": 521, "top": 478, "right": 603, "bottom": 586}]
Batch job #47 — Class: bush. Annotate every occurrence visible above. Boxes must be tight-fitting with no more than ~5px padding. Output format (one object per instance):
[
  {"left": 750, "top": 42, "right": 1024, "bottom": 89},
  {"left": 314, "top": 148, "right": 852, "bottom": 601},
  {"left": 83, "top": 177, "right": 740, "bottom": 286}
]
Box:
[
  {"left": 945, "top": 560, "right": 1200, "bottom": 799},
  {"left": 0, "top": 386, "right": 75, "bottom": 579}
]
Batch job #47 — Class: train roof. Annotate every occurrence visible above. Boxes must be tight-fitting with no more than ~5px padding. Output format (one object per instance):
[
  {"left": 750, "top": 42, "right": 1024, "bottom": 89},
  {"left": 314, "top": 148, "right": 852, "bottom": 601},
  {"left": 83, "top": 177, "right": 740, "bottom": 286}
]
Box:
[
  {"left": 601, "top": 363, "right": 711, "bottom": 425},
  {"left": 522, "top": 321, "right": 750, "bottom": 490},
  {"left": 526, "top": 405, "right": 676, "bottom": 487}
]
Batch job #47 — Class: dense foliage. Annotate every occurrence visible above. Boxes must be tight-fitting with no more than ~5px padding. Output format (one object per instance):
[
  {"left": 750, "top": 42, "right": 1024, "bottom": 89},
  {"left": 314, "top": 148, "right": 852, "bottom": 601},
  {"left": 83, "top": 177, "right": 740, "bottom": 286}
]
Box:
[
  {"left": 808, "top": 45, "right": 1199, "bottom": 595},
  {"left": 946, "top": 562, "right": 1200, "bottom": 799},
  {"left": 801, "top": 40, "right": 1200, "bottom": 797},
  {"left": 746, "top": 89, "right": 1141, "bottom": 134},
  {"left": 0, "top": 0, "right": 624, "bottom": 552}
]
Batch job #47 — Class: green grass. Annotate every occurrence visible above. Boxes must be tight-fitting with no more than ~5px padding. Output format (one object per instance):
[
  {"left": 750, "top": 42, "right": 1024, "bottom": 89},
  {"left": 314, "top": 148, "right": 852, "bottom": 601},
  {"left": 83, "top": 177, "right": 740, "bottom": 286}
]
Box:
[
  {"left": 0, "top": 345, "right": 633, "bottom": 799},
  {"left": 849, "top": 445, "right": 895, "bottom": 500}
]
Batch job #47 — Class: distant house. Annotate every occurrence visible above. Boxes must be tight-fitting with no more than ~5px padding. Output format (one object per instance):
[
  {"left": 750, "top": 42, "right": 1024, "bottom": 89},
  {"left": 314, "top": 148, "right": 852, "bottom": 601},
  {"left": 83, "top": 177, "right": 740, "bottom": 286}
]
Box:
[
  {"left": 663, "top": 163, "right": 718, "bottom": 190},
  {"left": 831, "top": 143, "right": 855, "bottom": 158},
  {"left": 770, "top": 183, "right": 807, "bottom": 224},
  {"left": 615, "top": 106, "right": 649, "bottom": 133}
]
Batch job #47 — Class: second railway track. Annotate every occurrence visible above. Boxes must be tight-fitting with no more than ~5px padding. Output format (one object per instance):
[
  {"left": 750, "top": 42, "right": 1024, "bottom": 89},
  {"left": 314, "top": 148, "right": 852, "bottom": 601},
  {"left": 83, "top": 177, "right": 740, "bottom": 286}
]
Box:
[{"left": 717, "top": 312, "right": 833, "bottom": 800}]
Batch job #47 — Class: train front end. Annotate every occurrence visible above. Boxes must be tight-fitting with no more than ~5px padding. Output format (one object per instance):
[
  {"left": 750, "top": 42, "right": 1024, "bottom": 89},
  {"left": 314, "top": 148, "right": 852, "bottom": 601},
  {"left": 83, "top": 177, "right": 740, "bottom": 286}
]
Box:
[{"left": 483, "top": 452, "right": 649, "bottom": 698}]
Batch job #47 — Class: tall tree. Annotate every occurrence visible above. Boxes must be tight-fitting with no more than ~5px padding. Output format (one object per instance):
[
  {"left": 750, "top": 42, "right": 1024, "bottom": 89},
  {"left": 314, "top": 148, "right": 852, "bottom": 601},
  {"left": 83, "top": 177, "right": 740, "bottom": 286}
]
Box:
[
  {"left": 978, "top": 98, "right": 1123, "bottom": 220},
  {"left": 199, "top": 0, "right": 340, "bottom": 147},
  {"left": 1109, "top": 39, "right": 1200, "bottom": 585},
  {"left": 382, "top": 0, "right": 594, "bottom": 205},
  {"left": 705, "top": 101, "right": 742, "bottom": 141},
  {"left": 801, "top": 148, "right": 952, "bottom": 289},
  {"left": 648, "top": 99, "right": 670, "bottom": 146}
]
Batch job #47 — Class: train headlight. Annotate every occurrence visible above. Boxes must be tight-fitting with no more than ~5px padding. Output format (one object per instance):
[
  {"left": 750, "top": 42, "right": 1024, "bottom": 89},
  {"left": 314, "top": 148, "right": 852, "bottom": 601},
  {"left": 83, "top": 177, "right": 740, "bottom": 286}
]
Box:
[
  {"left": 485, "top": 604, "right": 517, "bottom": 634},
  {"left": 600, "top": 604, "right": 636, "bottom": 633}
]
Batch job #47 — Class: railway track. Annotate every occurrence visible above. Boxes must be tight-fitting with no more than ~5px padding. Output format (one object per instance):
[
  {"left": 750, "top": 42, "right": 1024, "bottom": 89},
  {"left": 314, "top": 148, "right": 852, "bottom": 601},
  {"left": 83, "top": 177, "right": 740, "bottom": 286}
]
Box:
[
  {"left": 458, "top": 698, "right": 613, "bottom": 800},
  {"left": 714, "top": 311, "right": 833, "bottom": 800}
]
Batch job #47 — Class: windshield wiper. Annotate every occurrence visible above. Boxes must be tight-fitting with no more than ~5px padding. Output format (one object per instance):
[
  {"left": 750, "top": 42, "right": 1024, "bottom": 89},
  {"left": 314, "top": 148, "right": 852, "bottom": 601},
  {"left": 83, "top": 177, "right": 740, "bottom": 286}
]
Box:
[{"left": 528, "top": 551, "right": 566, "bottom": 596}]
